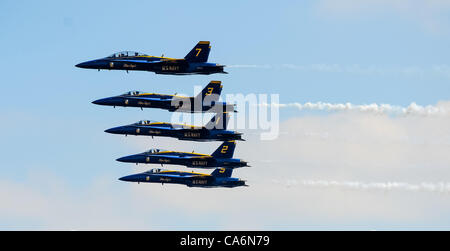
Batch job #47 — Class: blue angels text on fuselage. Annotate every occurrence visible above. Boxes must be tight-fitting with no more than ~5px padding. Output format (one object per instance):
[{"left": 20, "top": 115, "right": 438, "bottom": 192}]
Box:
[
  {"left": 116, "top": 141, "right": 249, "bottom": 169},
  {"left": 105, "top": 113, "right": 244, "bottom": 142},
  {"left": 92, "top": 81, "right": 236, "bottom": 113},
  {"left": 119, "top": 168, "right": 247, "bottom": 188},
  {"left": 75, "top": 41, "right": 227, "bottom": 75}
]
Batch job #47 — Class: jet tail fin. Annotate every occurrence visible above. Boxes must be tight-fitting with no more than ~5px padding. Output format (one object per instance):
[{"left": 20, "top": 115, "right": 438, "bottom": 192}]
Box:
[
  {"left": 211, "top": 141, "right": 236, "bottom": 159},
  {"left": 211, "top": 168, "right": 233, "bottom": 178},
  {"left": 184, "top": 41, "right": 211, "bottom": 62},
  {"left": 194, "top": 80, "right": 222, "bottom": 104},
  {"left": 205, "top": 113, "right": 230, "bottom": 130}
]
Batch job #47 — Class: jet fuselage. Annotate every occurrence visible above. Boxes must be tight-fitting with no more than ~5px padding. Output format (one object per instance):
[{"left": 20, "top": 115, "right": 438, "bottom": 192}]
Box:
[
  {"left": 119, "top": 169, "right": 246, "bottom": 188},
  {"left": 105, "top": 122, "right": 243, "bottom": 142},
  {"left": 116, "top": 150, "right": 248, "bottom": 169},
  {"left": 92, "top": 93, "right": 235, "bottom": 113},
  {"left": 75, "top": 41, "right": 227, "bottom": 75}
]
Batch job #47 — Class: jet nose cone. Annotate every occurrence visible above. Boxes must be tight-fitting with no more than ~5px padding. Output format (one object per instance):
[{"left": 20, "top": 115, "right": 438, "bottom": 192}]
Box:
[
  {"left": 75, "top": 61, "right": 91, "bottom": 68},
  {"left": 116, "top": 155, "right": 140, "bottom": 163},
  {"left": 119, "top": 175, "right": 135, "bottom": 182},
  {"left": 105, "top": 126, "right": 124, "bottom": 134},
  {"left": 92, "top": 99, "right": 102, "bottom": 105},
  {"left": 116, "top": 156, "right": 129, "bottom": 162},
  {"left": 92, "top": 97, "right": 122, "bottom": 106},
  {"left": 92, "top": 99, "right": 105, "bottom": 105},
  {"left": 92, "top": 98, "right": 110, "bottom": 106},
  {"left": 104, "top": 128, "right": 114, "bottom": 133},
  {"left": 76, "top": 59, "right": 106, "bottom": 69}
]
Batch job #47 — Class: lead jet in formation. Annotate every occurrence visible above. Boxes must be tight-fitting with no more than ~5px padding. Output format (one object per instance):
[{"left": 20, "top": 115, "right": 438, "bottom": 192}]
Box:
[
  {"left": 92, "top": 81, "right": 235, "bottom": 113},
  {"left": 116, "top": 141, "right": 249, "bottom": 169},
  {"left": 119, "top": 168, "right": 246, "bottom": 188},
  {"left": 105, "top": 113, "right": 243, "bottom": 142},
  {"left": 76, "top": 41, "right": 227, "bottom": 75}
]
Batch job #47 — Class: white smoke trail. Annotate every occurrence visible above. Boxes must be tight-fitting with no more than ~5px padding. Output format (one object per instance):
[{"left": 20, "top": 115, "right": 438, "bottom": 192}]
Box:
[
  {"left": 260, "top": 102, "right": 450, "bottom": 116},
  {"left": 226, "top": 64, "right": 450, "bottom": 78},
  {"left": 280, "top": 180, "right": 450, "bottom": 194},
  {"left": 227, "top": 64, "right": 272, "bottom": 69}
]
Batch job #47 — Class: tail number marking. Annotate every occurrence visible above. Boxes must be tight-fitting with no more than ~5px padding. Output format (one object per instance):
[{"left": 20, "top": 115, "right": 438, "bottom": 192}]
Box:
[
  {"left": 195, "top": 48, "right": 202, "bottom": 57},
  {"left": 221, "top": 146, "right": 228, "bottom": 154}
]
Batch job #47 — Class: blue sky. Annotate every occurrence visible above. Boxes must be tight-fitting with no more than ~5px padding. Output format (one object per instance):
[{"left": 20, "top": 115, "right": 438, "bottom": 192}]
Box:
[{"left": 2, "top": 0, "right": 450, "bottom": 229}]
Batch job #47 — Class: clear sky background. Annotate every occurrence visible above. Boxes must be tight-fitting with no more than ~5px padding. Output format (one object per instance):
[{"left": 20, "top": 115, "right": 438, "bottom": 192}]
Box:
[{"left": 2, "top": 0, "right": 450, "bottom": 230}]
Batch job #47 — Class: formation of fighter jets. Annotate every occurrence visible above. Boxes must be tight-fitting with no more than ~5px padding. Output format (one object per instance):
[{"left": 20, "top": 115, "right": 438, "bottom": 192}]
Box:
[{"left": 77, "top": 41, "right": 248, "bottom": 188}]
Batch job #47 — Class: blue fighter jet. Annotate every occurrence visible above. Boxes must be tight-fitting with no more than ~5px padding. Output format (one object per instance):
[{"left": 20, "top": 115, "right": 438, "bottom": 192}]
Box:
[
  {"left": 92, "top": 81, "right": 235, "bottom": 113},
  {"left": 116, "top": 141, "right": 249, "bottom": 169},
  {"left": 105, "top": 113, "right": 243, "bottom": 142},
  {"left": 76, "top": 41, "right": 227, "bottom": 75},
  {"left": 119, "top": 168, "right": 247, "bottom": 188}
]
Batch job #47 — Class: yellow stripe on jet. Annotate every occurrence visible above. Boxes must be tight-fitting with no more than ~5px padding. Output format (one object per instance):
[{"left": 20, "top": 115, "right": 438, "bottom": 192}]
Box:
[
  {"left": 147, "top": 122, "right": 203, "bottom": 129},
  {"left": 159, "top": 170, "right": 210, "bottom": 176},
  {"left": 157, "top": 151, "right": 212, "bottom": 157},
  {"left": 135, "top": 93, "right": 189, "bottom": 98}
]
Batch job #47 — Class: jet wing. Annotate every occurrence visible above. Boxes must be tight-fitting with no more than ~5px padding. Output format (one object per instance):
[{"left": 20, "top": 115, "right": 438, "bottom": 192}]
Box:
[
  {"left": 111, "top": 59, "right": 162, "bottom": 64},
  {"left": 153, "top": 173, "right": 209, "bottom": 179},
  {"left": 178, "top": 155, "right": 212, "bottom": 159},
  {"left": 148, "top": 126, "right": 181, "bottom": 130},
  {"left": 112, "top": 59, "right": 183, "bottom": 64},
  {"left": 154, "top": 174, "right": 193, "bottom": 178},
  {"left": 125, "top": 96, "right": 170, "bottom": 101},
  {"left": 154, "top": 154, "right": 211, "bottom": 160}
]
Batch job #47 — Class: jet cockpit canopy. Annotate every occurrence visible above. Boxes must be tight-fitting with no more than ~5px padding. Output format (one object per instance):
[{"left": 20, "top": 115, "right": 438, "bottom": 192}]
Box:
[
  {"left": 108, "top": 51, "right": 148, "bottom": 58},
  {"left": 146, "top": 168, "right": 165, "bottom": 174},
  {"left": 146, "top": 148, "right": 167, "bottom": 154},
  {"left": 135, "top": 120, "right": 154, "bottom": 125},
  {"left": 122, "top": 90, "right": 141, "bottom": 96}
]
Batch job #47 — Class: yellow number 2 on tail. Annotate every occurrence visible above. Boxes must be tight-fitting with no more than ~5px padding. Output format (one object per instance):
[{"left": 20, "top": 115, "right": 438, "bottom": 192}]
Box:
[{"left": 221, "top": 146, "right": 228, "bottom": 154}]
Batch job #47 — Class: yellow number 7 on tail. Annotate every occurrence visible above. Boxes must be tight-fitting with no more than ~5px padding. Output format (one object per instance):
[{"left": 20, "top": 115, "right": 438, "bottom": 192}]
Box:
[{"left": 195, "top": 48, "right": 202, "bottom": 57}]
